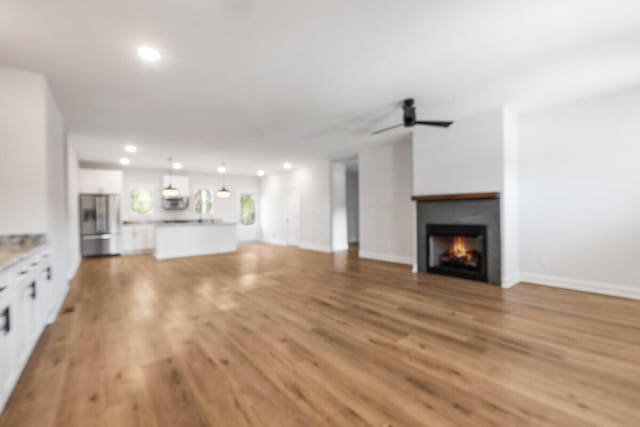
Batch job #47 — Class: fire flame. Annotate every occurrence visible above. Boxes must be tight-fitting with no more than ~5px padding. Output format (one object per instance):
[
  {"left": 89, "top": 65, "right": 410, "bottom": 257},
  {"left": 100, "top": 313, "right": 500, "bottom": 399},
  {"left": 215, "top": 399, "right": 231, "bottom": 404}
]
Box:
[{"left": 450, "top": 237, "right": 471, "bottom": 260}]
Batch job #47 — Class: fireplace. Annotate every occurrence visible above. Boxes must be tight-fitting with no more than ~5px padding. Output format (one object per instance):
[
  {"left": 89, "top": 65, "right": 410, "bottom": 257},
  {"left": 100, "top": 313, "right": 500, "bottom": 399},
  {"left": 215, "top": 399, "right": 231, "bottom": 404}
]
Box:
[{"left": 427, "top": 224, "right": 488, "bottom": 282}]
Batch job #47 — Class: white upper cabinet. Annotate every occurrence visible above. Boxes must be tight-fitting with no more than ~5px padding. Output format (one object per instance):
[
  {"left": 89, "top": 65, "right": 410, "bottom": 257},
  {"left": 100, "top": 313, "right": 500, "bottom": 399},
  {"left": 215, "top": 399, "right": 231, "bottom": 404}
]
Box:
[{"left": 79, "top": 169, "right": 123, "bottom": 194}]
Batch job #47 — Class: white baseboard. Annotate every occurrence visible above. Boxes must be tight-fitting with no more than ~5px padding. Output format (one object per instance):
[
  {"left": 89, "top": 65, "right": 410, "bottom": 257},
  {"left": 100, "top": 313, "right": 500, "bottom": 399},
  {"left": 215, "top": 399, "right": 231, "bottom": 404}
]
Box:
[
  {"left": 501, "top": 274, "right": 521, "bottom": 289},
  {"left": 121, "top": 249, "right": 153, "bottom": 256},
  {"left": 67, "top": 258, "right": 80, "bottom": 281},
  {"left": 518, "top": 272, "right": 640, "bottom": 300},
  {"left": 262, "top": 238, "right": 287, "bottom": 246},
  {"left": 412, "top": 263, "right": 418, "bottom": 273},
  {"left": 358, "top": 250, "right": 413, "bottom": 266},
  {"left": 48, "top": 280, "right": 71, "bottom": 324},
  {"left": 299, "top": 242, "right": 333, "bottom": 253}
]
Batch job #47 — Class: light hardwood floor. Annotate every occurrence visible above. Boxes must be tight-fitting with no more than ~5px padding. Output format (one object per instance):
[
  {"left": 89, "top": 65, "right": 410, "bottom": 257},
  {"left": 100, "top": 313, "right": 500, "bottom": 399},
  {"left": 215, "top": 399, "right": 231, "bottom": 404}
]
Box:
[{"left": 1, "top": 243, "right": 639, "bottom": 427}]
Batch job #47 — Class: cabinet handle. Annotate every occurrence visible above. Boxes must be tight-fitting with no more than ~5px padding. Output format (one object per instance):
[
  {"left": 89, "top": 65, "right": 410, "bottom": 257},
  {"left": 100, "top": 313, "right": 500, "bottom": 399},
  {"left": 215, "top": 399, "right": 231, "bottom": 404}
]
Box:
[
  {"left": 1, "top": 307, "right": 9, "bottom": 335},
  {"left": 0, "top": 286, "right": 6, "bottom": 293},
  {"left": 47, "top": 267, "right": 52, "bottom": 281},
  {"left": 30, "top": 281, "right": 36, "bottom": 299}
]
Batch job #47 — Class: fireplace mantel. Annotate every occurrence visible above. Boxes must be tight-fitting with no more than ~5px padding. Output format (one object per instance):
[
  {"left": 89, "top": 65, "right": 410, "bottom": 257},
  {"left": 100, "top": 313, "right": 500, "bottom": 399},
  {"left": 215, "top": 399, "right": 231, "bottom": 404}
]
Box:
[{"left": 411, "top": 192, "right": 499, "bottom": 202}]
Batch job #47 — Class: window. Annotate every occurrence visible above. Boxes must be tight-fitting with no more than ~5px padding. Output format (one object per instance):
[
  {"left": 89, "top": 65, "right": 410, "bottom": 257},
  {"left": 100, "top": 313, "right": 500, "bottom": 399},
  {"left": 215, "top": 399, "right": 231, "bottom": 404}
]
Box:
[
  {"left": 195, "top": 189, "right": 212, "bottom": 214},
  {"left": 131, "top": 188, "right": 153, "bottom": 214},
  {"left": 240, "top": 194, "right": 256, "bottom": 225}
]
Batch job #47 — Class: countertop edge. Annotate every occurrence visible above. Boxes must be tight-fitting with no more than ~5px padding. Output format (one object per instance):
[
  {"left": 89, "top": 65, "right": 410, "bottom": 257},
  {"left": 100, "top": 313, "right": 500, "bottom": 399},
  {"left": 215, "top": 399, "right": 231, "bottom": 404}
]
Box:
[
  {"left": 0, "top": 242, "right": 50, "bottom": 275},
  {"left": 154, "top": 222, "right": 237, "bottom": 228}
]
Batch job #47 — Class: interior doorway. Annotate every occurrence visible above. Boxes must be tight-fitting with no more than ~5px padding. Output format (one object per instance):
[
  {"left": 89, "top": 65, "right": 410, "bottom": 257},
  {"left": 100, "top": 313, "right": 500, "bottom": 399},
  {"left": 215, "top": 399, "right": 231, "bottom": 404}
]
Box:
[
  {"left": 331, "top": 157, "right": 359, "bottom": 252},
  {"left": 345, "top": 161, "right": 359, "bottom": 245}
]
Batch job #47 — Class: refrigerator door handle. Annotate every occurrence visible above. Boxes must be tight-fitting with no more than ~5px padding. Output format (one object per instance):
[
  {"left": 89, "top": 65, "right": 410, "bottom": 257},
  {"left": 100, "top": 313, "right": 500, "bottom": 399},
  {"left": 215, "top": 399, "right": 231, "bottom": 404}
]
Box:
[
  {"left": 95, "top": 196, "right": 108, "bottom": 233},
  {"left": 83, "top": 234, "right": 113, "bottom": 240}
]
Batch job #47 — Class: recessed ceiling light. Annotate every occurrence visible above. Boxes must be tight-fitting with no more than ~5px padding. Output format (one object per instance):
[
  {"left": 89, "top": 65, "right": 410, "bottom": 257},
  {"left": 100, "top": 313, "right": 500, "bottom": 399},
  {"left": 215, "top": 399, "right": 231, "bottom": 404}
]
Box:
[
  {"left": 137, "top": 46, "right": 161, "bottom": 62},
  {"left": 217, "top": 165, "right": 227, "bottom": 174},
  {"left": 283, "top": 162, "right": 292, "bottom": 170},
  {"left": 172, "top": 162, "right": 183, "bottom": 170},
  {"left": 120, "top": 158, "right": 130, "bottom": 166},
  {"left": 257, "top": 170, "right": 265, "bottom": 177},
  {"left": 124, "top": 144, "right": 137, "bottom": 153}
]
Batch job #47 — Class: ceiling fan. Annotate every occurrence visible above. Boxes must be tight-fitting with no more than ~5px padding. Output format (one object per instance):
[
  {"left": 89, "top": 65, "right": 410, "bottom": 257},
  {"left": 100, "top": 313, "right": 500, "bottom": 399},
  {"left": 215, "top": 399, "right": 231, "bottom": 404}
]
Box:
[{"left": 372, "top": 98, "right": 453, "bottom": 135}]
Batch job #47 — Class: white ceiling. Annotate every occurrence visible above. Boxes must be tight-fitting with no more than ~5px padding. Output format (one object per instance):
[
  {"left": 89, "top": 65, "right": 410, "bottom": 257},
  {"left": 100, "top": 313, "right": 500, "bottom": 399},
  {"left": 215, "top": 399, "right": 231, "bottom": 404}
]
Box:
[{"left": 2, "top": 0, "right": 640, "bottom": 175}]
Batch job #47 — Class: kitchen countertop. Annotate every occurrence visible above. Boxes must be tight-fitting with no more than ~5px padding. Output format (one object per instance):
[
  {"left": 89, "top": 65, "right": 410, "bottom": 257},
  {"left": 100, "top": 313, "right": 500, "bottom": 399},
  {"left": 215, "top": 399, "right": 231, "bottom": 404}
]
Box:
[
  {"left": 0, "top": 234, "right": 48, "bottom": 273},
  {"left": 123, "top": 219, "right": 236, "bottom": 226},
  {"left": 155, "top": 221, "right": 237, "bottom": 227}
]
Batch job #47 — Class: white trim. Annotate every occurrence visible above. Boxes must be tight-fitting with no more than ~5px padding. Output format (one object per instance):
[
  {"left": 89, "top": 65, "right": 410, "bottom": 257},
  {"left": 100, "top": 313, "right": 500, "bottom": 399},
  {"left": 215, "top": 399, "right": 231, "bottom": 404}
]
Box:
[
  {"left": 519, "top": 272, "right": 640, "bottom": 300},
  {"left": 359, "top": 250, "right": 413, "bottom": 265},
  {"left": 48, "top": 280, "right": 70, "bottom": 324},
  {"left": 299, "top": 242, "right": 333, "bottom": 253},
  {"left": 120, "top": 249, "right": 153, "bottom": 256},
  {"left": 67, "top": 257, "right": 80, "bottom": 281},
  {"left": 411, "top": 263, "right": 418, "bottom": 273},
  {"left": 262, "top": 238, "right": 287, "bottom": 246},
  {"left": 501, "top": 274, "right": 521, "bottom": 289},
  {"left": 332, "top": 244, "right": 349, "bottom": 252}
]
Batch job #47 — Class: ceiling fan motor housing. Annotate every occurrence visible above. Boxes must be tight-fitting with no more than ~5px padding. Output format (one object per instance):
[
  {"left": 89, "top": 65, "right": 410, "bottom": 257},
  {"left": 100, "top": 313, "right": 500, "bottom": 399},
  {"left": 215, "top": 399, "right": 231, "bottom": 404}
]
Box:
[{"left": 403, "top": 98, "right": 416, "bottom": 127}]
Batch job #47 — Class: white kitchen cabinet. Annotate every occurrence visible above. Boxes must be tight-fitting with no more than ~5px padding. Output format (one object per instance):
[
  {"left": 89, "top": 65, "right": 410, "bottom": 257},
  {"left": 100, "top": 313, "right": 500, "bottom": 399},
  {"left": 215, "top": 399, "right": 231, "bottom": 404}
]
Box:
[
  {"left": 0, "top": 247, "right": 52, "bottom": 414},
  {"left": 37, "top": 253, "right": 53, "bottom": 324},
  {"left": 17, "top": 274, "right": 37, "bottom": 364},
  {"left": 79, "top": 168, "right": 123, "bottom": 194},
  {"left": 121, "top": 224, "right": 156, "bottom": 254},
  {"left": 0, "top": 288, "right": 14, "bottom": 413}
]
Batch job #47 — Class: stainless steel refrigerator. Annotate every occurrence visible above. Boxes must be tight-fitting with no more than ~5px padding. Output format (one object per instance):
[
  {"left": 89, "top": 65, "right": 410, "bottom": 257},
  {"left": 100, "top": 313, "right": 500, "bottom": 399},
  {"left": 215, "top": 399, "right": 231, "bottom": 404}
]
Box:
[{"left": 80, "top": 194, "right": 121, "bottom": 257}]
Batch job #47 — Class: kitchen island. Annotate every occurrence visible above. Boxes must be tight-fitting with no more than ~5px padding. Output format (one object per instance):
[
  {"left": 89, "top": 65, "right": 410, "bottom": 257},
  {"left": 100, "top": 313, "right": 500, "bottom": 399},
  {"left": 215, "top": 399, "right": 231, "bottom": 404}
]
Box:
[{"left": 154, "top": 221, "right": 237, "bottom": 260}]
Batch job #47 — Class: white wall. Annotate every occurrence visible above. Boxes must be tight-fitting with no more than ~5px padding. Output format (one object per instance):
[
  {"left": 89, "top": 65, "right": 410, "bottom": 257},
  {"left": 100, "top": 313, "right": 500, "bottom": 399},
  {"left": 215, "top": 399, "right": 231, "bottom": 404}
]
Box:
[
  {"left": 359, "top": 136, "right": 415, "bottom": 265},
  {"left": 66, "top": 142, "right": 80, "bottom": 279},
  {"left": 411, "top": 108, "right": 521, "bottom": 284},
  {"left": 260, "top": 172, "right": 288, "bottom": 245},
  {"left": 78, "top": 168, "right": 123, "bottom": 194},
  {"left": 346, "top": 170, "right": 359, "bottom": 243},
  {"left": 119, "top": 168, "right": 261, "bottom": 242},
  {"left": 45, "top": 84, "right": 70, "bottom": 310},
  {"left": 294, "top": 160, "right": 332, "bottom": 252},
  {"left": 0, "top": 67, "right": 72, "bottom": 309},
  {"left": 501, "top": 108, "right": 520, "bottom": 287},
  {"left": 0, "top": 68, "right": 48, "bottom": 234},
  {"left": 331, "top": 162, "right": 348, "bottom": 252},
  {"left": 412, "top": 108, "right": 504, "bottom": 196},
  {"left": 518, "top": 87, "right": 640, "bottom": 298},
  {"left": 260, "top": 160, "right": 332, "bottom": 252}
]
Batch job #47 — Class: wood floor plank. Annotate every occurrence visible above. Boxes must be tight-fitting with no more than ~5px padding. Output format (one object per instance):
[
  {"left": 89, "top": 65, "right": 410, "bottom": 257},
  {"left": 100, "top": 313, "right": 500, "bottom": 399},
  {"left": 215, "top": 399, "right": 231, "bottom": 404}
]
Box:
[{"left": 2, "top": 243, "right": 639, "bottom": 426}]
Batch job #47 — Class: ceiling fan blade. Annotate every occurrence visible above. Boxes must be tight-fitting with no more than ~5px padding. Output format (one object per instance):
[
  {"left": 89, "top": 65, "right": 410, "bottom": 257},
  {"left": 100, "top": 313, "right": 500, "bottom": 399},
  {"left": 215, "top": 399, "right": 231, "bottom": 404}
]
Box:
[
  {"left": 371, "top": 123, "right": 404, "bottom": 135},
  {"left": 415, "top": 120, "right": 454, "bottom": 128}
]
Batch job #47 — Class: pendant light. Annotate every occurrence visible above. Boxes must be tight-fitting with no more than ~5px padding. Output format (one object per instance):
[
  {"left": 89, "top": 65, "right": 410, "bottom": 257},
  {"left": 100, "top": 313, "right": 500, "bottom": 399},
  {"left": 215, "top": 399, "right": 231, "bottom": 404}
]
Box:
[
  {"left": 216, "top": 163, "right": 231, "bottom": 199},
  {"left": 162, "top": 157, "right": 180, "bottom": 198}
]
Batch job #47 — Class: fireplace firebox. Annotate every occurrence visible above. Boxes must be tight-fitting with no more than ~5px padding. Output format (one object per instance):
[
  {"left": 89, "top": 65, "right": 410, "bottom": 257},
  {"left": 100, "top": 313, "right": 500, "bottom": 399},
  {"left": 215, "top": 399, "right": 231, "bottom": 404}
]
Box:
[{"left": 426, "top": 224, "right": 488, "bottom": 282}]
